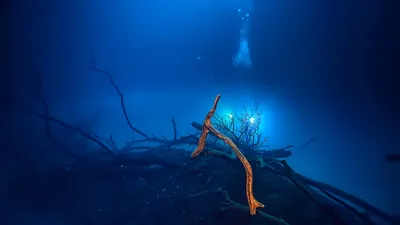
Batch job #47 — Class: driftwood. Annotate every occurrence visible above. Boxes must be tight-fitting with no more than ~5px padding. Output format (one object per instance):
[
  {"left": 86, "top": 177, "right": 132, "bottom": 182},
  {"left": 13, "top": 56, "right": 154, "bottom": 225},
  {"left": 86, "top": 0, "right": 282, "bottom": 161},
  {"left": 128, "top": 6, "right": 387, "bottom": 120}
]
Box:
[
  {"left": 189, "top": 94, "right": 266, "bottom": 217},
  {"left": 11, "top": 58, "right": 398, "bottom": 225},
  {"left": 19, "top": 101, "right": 396, "bottom": 224}
]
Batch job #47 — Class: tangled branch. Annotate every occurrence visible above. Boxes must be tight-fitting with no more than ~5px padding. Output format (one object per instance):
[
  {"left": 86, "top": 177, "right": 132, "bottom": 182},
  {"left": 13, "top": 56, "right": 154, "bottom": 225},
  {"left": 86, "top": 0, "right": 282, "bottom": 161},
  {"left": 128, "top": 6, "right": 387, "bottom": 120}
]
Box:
[
  {"left": 14, "top": 62, "right": 114, "bottom": 156},
  {"left": 18, "top": 52, "right": 196, "bottom": 157},
  {"left": 191, "top": 94, "right": 264, "bottom": 215},
  {"left": 213, "top": 102, "right": 268, "bottom": 150},
  {"left": 88, "top": 53, "right": 199, "bottom": 152}
]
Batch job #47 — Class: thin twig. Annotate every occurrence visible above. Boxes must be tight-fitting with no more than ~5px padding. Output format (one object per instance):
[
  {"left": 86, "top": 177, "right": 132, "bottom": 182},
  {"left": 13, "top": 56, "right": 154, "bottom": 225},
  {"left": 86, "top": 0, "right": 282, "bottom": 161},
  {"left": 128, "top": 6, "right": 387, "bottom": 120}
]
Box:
[{"left": 88, "top": 54, "right": 148, "bottom": 139}]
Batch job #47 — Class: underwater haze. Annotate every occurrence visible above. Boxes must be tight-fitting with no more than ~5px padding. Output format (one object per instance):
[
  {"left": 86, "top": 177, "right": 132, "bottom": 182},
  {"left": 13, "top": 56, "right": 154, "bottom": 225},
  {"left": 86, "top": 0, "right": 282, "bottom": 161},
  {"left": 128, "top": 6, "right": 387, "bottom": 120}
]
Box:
[{"left": 3, "top": 0, "right": 400, "bottom": 224}]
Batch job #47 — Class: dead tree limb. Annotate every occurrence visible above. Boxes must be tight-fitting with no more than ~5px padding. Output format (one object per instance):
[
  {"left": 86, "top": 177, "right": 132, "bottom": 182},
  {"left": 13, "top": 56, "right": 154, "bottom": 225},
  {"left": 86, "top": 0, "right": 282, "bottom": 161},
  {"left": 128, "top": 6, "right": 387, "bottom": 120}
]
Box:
[
  {"left": 296, "top": 136, "right": 317, "bottom": 152},
  {"left": 186, "top": 189, "right": 289, "bottom": 225},
  {"left": 30, "top": 64, "right": 80, "bottom": 158},
  {"left": 191, "top": 94, "right": 264, "bottom": 215},
  {"left": 256, "top": 157, "right": 397, "bottom": 225},
  {"left": 19, "top": 107, "right": 113, "bottom": 154},
  {"left": 13, "top": 59, "right": 115, "bottom": 157},
  {"left": 192, "top": 121, "right": 293, "bottom": 158},
  {"left": 171, "top": 117, "right": 177, "bottom": 140},
  {"left": 88, "top": 59, "right": 148, "bottom": 139},
  {"left": 316, "top": 187, "right": 375, "bottom": 225},
  {"left": 298, "top": 174, "right": 397, "bottom": 225},
  {"left": 88, "top": 54, "right": 185, "bottom": 149}
]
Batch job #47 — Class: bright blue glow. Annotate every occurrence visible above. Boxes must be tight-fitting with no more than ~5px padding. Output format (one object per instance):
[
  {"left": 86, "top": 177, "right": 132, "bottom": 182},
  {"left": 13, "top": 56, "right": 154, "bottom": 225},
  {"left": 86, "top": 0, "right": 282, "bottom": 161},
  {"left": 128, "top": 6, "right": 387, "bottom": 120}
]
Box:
[
  {"left": 249, "top": 117, "right": 255, "bottom": 123},
  {"left": 233, "top": 38, "right": 252, "bottom": 68},
  {"left": 233, "top": 8, "right": 252, "bottom": 69},
  {"left": 228, "top": 113, "right": 233, "bottom": 119}
]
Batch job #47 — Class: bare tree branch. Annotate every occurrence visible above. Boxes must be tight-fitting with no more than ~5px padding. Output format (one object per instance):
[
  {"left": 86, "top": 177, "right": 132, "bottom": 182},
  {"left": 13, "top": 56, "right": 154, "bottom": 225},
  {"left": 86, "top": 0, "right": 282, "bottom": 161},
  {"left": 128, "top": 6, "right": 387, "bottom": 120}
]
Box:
[
  {"left": 186, "top": 189, "right": 289, "bottom": 225},
  {"left": 18, "top": 106, "right": 113, "bottom": 154},
  {"left": 88, "top": 57, "right": 148, "bottom": 139}
]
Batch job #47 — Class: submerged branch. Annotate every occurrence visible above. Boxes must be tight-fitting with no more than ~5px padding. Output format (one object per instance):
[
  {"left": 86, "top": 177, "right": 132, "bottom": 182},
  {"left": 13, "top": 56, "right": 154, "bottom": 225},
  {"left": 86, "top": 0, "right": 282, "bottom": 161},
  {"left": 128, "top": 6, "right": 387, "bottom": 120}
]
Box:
[{"left": 190, "top": 94, "right": 264, "bottom": 215}]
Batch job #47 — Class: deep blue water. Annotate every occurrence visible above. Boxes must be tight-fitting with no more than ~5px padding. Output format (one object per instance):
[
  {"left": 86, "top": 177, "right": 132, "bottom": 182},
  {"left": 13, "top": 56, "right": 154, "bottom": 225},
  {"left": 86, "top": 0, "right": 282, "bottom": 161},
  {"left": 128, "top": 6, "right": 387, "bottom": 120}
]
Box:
[{"left": 3, "top": 0, "right": 400, "bottom": 224}]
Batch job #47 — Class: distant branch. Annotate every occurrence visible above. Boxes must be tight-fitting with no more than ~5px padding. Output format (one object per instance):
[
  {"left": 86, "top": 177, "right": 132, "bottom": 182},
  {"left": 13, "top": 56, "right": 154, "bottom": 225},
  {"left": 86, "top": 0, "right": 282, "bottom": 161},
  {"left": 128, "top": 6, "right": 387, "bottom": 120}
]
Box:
[
  {"left": 30, "top": 64, "right": 82, "bottom": 158},
  {"left": 172, "top": 117, "right": 177, "bottom": 140},
  {"left": 296, "top": 137, "right": 317, "bottom": 152},
  {"left": 88, "top": 58, "right": 148, "bottom": 139},
  {"left": 19, "top": 107, "right": 113, "bottom": 154}
]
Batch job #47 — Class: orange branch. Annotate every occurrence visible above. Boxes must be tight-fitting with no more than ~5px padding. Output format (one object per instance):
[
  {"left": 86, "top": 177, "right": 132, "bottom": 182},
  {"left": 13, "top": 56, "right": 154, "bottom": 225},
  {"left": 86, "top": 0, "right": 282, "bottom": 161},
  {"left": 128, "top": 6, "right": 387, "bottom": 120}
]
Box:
[
  {"left": 207, "top": 124, "right": 264, "bottom": 215},
  {"left": 190, "top": 94, "right": 221, "bottom": 158},
  {"left": 191, "top": 94, "right": 264, "bottom": 215}
]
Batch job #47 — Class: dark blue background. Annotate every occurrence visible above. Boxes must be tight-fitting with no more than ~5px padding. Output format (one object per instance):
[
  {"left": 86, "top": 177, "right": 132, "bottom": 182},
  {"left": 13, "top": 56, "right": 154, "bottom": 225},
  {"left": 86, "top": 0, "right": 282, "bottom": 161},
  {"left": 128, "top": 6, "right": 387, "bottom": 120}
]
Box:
[{"left": 3, "top": 0, "right": 400, "bottom": 216}]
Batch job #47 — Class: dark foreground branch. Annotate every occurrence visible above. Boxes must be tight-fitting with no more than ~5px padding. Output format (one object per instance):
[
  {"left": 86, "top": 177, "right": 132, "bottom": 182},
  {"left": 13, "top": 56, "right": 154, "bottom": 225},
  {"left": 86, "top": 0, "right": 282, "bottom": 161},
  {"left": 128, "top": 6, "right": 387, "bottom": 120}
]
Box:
[
  {"left": 299, "top": 174, "right": 397, "bottom": 225},
  {"left": 186, "top": 189, "right": 289, "bottom": 225},
  {"left": 257, "top": 158, "right": 397, "bottom": 225}
]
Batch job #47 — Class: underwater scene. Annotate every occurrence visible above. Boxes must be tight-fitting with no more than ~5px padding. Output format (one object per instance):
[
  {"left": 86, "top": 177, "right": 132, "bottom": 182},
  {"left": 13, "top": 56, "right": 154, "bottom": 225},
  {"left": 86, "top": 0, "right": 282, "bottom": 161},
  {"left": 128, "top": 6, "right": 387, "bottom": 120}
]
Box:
[{"left": 3, "top": 0, "right": 399, "bottom": 224}]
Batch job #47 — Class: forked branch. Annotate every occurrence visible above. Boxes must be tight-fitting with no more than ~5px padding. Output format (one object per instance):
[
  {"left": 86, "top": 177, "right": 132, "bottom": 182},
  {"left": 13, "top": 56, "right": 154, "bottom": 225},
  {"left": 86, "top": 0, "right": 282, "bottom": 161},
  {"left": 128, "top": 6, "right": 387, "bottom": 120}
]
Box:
[
  {"left": 191, "top": 94, "right": 264, "bottom": 215},
  {"left": 88, "top": 59, "right": 148, "bottom": 139}
]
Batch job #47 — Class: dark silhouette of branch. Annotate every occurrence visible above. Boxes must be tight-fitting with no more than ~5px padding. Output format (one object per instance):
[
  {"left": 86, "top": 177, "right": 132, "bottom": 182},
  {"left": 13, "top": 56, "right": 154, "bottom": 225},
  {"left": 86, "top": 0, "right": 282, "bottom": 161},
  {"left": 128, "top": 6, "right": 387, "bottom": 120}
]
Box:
[
  {"left": 30, "top": 63, "right": 81, "bottom": 158},
  {"left": 296, "top": 137, "right": 317, "bottom": 152},
  {"left": 317, "top": 188, "right": 375, "bottom": 225},
  {"left": 88, "top": 51, "right": 188, "bottom": 150},
  {"left": 33, "top": 67, "right": 51, "bottom": 139},
  {"left": 258, "top": 160, "right": 398, "bottom": 225},
  {"left": 186, "top": 189, "right": 289, "bottom": 225},
  {"left": 19, "top": 106, "right": 113, "bottom": 154},
  {"left": 88, "top": 59, "right": 148, "bottom": 139},
  {"left": 171, "top": 117, "right": 177, "bottom": 140}
]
